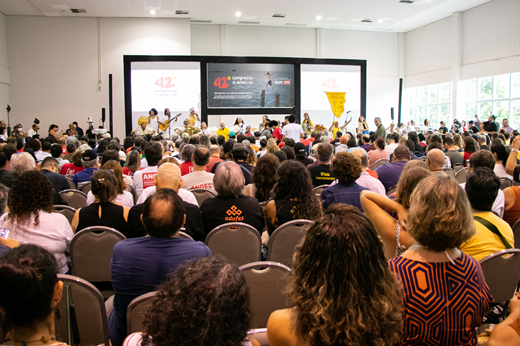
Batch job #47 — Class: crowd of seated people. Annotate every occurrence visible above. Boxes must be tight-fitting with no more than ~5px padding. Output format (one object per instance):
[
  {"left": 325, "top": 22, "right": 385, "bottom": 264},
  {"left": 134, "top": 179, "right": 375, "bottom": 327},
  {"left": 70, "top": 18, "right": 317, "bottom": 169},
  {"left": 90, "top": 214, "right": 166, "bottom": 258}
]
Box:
[{"left": 1, "top": 115, "right": 520, "bottom": 345}]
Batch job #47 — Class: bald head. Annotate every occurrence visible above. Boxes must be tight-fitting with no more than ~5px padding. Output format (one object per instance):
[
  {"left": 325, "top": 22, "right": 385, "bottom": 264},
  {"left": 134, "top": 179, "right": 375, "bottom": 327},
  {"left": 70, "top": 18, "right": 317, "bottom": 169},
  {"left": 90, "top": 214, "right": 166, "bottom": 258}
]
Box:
[
  {"left": 210, "top": 144, "right": 220, "bottom": 156},
  {"left": 154, "top": 163, "right": 182, "bottom": 191},
  {"left": 351, "top": 148, "right": 368, "bottom": 169},
  {"left": 339, "top": 134, "right": 349, "bottom": 145},
  {"left": 426, "top": 149, "right": 445, "bottom": 172}
]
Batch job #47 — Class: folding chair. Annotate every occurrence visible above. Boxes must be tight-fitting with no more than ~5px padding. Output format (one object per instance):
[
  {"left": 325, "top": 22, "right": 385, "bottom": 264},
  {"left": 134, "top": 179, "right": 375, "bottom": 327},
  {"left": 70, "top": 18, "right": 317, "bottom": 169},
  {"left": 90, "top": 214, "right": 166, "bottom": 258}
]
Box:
[
  {"left": 267, "top": 219, "right": 313, "bottom": 268},
  {"left": 314, "top": 184, "right": 329, "bottom": 198},
  {"left": 80, "top": 181, "right": 92, "bottom": 195},
  {"left": 480, "top": 249, "right": 520, "bottom": 304},
  {"left": 455, "top": 168, "right": 468, "bottom": 184},
  {"left": 66, "top": 176, "right": 77, "bottom": 190},
  {"left": 56, "top": 274, "right": 109, "bottom": 346},
  {"left": 59, "top": 189, "right": 87, "bottom": 209},
  {"left": 453, "top": 164, "right": 464, "bottom": 173},
  {"left": 240, "top": 262, "right": 291, "bottom": 329},
  {"left": 500, "top": 177, "right": 513, "bottom": 190},
  {"left": 442, "top": 168, "right": 455, "bottom": 177},
  {"left": 127, "top": 291, "right": 157, "bottom": 334},
  {"left": 372, "top": 158, "right": 390, "bottom": 171},
  {"left": 205, "top": 222, "right": 261, "bottom": 266},
  {"left": 512, "top": 219, "right": 520, "bottom": 249},
  {"left": 188, "top": 188, "right": 217, "bottom": 207},
  {"left": 54, "top": 205, "right": 76, "bottom": 225},
  {"left": 178, "top": 230, "right": 193, "bottom": 240},
  {"left": 386, "top": 185, "right": 397, "bottom": 197},
  {"left": 248, "top": 329, "right": 268, "bottom": 346}
]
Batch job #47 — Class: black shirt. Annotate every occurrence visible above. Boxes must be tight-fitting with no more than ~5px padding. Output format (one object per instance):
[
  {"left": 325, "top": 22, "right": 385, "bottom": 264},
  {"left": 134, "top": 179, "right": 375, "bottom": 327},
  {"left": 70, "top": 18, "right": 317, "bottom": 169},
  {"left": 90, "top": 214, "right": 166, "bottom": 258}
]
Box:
[
  {"left": 41, "top": 169, "right": 69, "bottom": 193},
  {"left": 0, "top": 169, "right": 13, "bottom": 188},
  {"left": 294, "top": 156, "right": 314, "bottom": 167},
  {"left": 308, "top": 164, "right": 335, "bottom": 187},
  {"left": 484, "top": 121, "right": 498, "bottom": 133},
  {"left": 77, "top": 202, "right": 127, "bottom": 233},
  {"left": 126, "top": 201, "right": 205, "bottom": 241},
  {"left": 200, "top": 195, "right": 265, "bottom": 239},
  {"left": 414, "top": 143, "right": 424, "bottom": 153},
  {"left": 438, "top": 126, "right": 449, "bottom": 134}
]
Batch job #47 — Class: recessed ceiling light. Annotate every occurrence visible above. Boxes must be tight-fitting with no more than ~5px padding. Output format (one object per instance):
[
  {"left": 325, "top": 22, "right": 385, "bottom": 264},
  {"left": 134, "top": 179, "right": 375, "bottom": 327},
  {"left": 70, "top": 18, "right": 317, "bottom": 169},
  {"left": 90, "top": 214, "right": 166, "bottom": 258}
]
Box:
[
  {"left": 235, "top": 11, "right": 242, "bottom": 17},
  {"left": 378, "top": 19, "right": 383, "bottom": 24},
  {"left": 316, "top": 15, "right": 322, "bottom": 21},
  {"left": 149, "top": 10, "right": 156, "bottom": 15}
]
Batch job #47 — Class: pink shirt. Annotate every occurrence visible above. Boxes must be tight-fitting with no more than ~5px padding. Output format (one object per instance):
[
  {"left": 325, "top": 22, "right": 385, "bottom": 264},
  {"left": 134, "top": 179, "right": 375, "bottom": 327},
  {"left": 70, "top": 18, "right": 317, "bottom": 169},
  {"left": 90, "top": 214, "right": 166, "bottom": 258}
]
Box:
[{"left": 367, "top": 149, "right": 390, "bottom": 170}]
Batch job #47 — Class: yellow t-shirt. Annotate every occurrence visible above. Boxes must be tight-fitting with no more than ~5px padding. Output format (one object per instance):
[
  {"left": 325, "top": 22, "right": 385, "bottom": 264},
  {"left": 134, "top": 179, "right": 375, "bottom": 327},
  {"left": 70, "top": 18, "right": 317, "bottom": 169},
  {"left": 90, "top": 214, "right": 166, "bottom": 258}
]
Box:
[
  {"left": 333, "top": 127, "right": 339, "bottom": 140},
  {"left": 217, "top": 127, "right": 229, "bottom": 141},
  {"left": 460, "top": 211, "right": 515, "bottom": 261}
]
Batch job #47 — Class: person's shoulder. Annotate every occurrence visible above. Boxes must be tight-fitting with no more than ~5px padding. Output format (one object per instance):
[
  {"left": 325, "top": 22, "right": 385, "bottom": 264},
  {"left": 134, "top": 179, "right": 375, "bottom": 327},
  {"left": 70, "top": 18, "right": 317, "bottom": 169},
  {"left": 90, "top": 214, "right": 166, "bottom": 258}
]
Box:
[{"left": 267, "top": 308, "right": 296, "bottom": 346}]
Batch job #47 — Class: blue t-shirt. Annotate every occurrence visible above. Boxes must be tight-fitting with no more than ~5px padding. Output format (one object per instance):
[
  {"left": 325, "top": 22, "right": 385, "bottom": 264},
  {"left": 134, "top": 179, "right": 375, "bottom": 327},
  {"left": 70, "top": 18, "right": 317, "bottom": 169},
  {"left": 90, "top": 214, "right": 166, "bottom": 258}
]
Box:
[
  {"left": 108, "top": 237, "right": 211, "bottom": 346},
  {"left": 375, "top": 160, "right": 407, "bottom": 192},
  {"left": 321, "top": 182, "right": 369, "bottom": 211},
  {"left": 71, "top": 167, "right": 98, "bottom": 185}
]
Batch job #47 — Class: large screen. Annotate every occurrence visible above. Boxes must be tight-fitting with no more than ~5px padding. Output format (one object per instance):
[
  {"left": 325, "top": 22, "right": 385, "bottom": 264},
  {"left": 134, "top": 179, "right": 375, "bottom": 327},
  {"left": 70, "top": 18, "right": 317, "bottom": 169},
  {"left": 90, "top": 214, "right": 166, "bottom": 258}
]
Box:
[
  {"left": 207, "top": 63, "right": 294, "bottom": 108},
  {"left": 130, "top": 61, "right": 201, "bottom": 132},
  {"left": 301, "top": 64, "right": 361, "bottom": 129}
]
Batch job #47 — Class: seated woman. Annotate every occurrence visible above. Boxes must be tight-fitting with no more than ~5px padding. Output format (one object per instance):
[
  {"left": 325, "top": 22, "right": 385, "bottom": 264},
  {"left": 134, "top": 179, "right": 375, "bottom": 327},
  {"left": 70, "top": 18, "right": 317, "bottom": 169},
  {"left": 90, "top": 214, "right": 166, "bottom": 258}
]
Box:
[
  {"left": 388, "top": 174, "right": 493, "bottom": 345},
  {"left": 463, "top": 136, "right": 477, "bottom": 166},
  {"left": 320, "top": 152, "right": 368, "bottom": 211},
  {"left": 86, "top": 160, "right": 133, "bottom": 207},
  {"left": 0, "top": 245, "right": 66, "bottom": 345},
  {"left": 267, "top": 204, "right": 402, "bottom": 346},
  {"left": 361, "top": 167, "right": 431, "bottom": 259},
  {"left": 200, "top": 161, "right": 264, "bottom": 238},
  {"left": 122, "top": 149, "right": 141, "bottom": 177},
  {"left": 265, "top": 160, "right": 321, "bottom": 235},
  {"left": 245, "top": 153, "right": 280, "bottom": 202},
  {"left": 71, "top": 169, "right": 130, "bottom": 233},
  {"left": 60, "top": 149, "right": 85, "bottom": 176},
  {"left": 0, "top": 171, "right": 73, "bottom": 274},
  {"left": 489, "top": 292, "right": 520, "bottom": 346},
  {"left": 123, "top": 256, "right": 259, "bottom": 346},
  {"left": 367, "top": 138, "right": 390, "bottom": 169},
  {"left": 491, "top": 139, "right": 513, "bottom": 179}
]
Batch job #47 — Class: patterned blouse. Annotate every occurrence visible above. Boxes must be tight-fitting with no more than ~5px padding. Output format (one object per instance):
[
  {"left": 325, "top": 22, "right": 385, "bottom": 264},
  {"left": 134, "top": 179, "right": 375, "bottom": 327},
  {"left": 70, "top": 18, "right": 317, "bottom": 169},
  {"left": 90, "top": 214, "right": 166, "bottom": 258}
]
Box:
[{"left": 388, "top": 252, "right": 493, "bottom": 346}]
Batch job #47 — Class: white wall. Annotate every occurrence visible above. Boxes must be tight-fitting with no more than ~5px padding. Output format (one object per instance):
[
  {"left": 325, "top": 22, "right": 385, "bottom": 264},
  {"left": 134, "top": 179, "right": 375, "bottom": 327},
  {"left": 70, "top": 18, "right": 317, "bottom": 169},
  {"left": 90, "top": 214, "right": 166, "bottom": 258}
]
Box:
[
  {"left": 192, "top": 24, "right": 400, "bottom": 128},
  {"left": 0, "top": 13, "right": 9, "bottom": 124},
  {"left": 6, "top": 16, "right": 190, "bottom": 139}
]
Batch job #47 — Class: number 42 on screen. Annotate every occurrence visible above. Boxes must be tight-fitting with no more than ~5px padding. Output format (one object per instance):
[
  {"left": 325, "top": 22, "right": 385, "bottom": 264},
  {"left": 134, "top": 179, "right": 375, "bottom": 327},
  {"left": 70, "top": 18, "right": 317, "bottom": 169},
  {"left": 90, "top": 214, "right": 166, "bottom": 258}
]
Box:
[
  {"left": 322, "top": 78, "right": 339, "bottom": 89},
  {"left": 155, "top": 77, "right": 175, "bottom": 89}
]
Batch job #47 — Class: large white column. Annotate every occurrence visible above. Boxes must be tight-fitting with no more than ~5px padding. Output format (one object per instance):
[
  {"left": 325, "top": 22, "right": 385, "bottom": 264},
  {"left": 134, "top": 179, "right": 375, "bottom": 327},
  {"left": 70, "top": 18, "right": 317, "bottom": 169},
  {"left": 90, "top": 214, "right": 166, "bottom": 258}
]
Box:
[
  {"left": 452, "top": 12, "right": 463, "bottom": 121},
  {"left": 398, "top": 32, "right": 406, "bottom": 79},
  {"left": 316, "top": 28, "right": 322, "bottom": 58},
  {"left": 220, "top": 24, "right": 227, "bottom": 55}
]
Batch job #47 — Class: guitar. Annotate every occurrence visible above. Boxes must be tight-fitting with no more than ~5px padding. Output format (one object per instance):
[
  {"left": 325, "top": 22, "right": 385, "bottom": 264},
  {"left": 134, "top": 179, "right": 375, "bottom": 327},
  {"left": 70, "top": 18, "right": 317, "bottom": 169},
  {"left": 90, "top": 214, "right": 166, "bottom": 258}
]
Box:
[{"left": 159, "top": 113, "right": 182, "bottom": 131}]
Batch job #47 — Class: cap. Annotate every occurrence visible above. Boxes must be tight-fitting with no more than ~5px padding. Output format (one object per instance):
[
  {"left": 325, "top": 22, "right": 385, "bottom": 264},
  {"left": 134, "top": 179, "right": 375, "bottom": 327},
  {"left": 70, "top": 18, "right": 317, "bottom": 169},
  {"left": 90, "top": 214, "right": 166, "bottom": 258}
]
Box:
[
  {"left": 82, "top": 150, "right": 97, "bottom": 161},
  {"left": 294, "top": 142, "right": 306, "bottom": 157},
  {"left": 230, "top": 143, "right": 249, "bottom": 153}
]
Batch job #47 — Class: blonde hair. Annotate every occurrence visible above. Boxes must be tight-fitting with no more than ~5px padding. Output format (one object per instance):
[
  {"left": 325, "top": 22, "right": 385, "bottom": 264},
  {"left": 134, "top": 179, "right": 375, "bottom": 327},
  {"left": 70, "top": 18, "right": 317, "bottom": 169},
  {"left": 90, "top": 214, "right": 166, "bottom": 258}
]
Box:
[{"left": 407, "top": 174, "right": 475, "bottom": 252}]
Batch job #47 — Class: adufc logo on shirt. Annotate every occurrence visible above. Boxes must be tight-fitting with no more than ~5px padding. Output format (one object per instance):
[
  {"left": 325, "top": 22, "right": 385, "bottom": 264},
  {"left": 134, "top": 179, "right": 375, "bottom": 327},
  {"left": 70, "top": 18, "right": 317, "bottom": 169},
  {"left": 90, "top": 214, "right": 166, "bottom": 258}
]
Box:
[{"left": 225, "top": 205, "right": 244, "bottom": 222}]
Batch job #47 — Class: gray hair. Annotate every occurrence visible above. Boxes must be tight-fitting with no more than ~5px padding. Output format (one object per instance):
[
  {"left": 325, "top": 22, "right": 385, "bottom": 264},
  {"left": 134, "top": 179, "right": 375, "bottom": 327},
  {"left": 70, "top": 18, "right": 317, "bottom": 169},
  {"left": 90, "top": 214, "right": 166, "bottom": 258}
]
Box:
[
  {"left": 78, "top": 144, "right": 92, "bottom": 152},
  {"left": 82, "top": 157, "right": 98, "bottom": 168},
  {"left": 181, "top": 144, "right": 195, "bottom": 162},
  {"left": 11, "top": 153, "right": 35, "bottom": 175},
  {"left": 477, "top": 135, "right": 486, "bottom": 144},
  {"left": 375, "top": 117, "right": 381, "bottom": 122},
  {"left": 214, "top": 161, "right": 245, "bottom": 197}
]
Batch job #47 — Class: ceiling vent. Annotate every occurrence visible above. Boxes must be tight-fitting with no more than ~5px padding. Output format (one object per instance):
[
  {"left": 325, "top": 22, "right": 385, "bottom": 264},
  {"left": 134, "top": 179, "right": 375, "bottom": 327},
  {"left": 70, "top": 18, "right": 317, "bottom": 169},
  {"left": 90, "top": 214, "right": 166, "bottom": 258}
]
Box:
[
  {"left": 399, "top": 0, "right": 415, "bottom": 3},
  {"left": 190, "top": 20, "right": 212, "bottom": 23},
  {"left": 272, "top": 14, "right": 286, "bottom": 18},
  {"left": 176, "top": 10, "right": 189, "bottom": 15},
  {"left": 285, "top": 23, "right": 306, "bottom": 27},
  {"left": 361, "top": 18, "right": 372, "bottom": 23},
  {"left": 70, "top": 9, "right": 87, "bottom": 13},
  {"left": 238, "top": 21, "right": 260, "bottom": 24}
]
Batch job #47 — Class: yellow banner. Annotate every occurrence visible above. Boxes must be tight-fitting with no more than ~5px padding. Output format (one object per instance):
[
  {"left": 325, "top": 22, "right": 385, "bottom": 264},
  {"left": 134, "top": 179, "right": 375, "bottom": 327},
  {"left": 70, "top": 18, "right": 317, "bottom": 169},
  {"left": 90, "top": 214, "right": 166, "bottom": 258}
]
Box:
[{"left": 325, "top": 92, "right": 346, "bottom": 119}]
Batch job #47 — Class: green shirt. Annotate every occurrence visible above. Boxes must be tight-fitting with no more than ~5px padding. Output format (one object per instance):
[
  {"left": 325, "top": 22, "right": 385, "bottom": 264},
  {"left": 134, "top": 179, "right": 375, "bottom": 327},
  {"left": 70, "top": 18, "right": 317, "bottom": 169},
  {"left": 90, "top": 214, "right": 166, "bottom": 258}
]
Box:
[{"left": 376, "top": 124, "right": 386, "bottom": 140}]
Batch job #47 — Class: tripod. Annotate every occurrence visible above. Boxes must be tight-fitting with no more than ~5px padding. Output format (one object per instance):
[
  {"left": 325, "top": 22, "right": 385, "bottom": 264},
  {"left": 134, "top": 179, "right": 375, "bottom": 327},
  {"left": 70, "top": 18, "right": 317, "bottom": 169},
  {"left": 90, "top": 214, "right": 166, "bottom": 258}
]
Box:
[{"left": 6, "top": 105, "right": 11, "bottom": 137}]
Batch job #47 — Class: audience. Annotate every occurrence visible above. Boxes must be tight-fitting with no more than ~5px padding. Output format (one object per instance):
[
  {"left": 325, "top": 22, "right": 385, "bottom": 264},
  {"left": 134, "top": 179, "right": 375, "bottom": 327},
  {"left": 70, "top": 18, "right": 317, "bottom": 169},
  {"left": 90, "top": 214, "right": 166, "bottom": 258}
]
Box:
[
  {"left": 85, "top": 160, "right": 134, "bottom": 207},
  {"left": 40, "top": 157, "right": 70, "bottom": 193},
  {"left": 133, "top": 142, "right": 163, "bottom": 199},
  {"left": 388, "top": 174, "right": 492, "bottom": 345},
  {"left": 50, "top": 143, "right": 69, "bottom": 169},
  {"left": 375, "top": 145, "right": 410, "bottom": 191},
  {"left": 463, "top": 136, "right": 477, "bottom": 166},
  {"left": 425, "top": 148, "right": 446, "bottom": 173},
  {"left": 71, "top": 149, "right": 99, "bottom": 187},
  {"left": 245, "top": 153, "right": 280, "bottom": 202},
  {"left": 0, "top": 245, "right": 66, "bottom": 345},
  {"left": 60, "top": 149, "right": 85, "bottom": 175},
  {"left": 0, "top": 152, "right": 13, "bottom": 187},
  {"left": 443, "top": 136, "right": 464, "bottom": 168},
  {"left": 230, "top": 143, "right": 254, "bottom": 185},
  {"left": 11, "top": 152, "right": 35, "bottom": 177},
  {"left": 109, "top": 188, "right": 211, "bottom": 346},
  {"left": 491, "top": 139, "right": 512, "bottom": 179},
  {"left": 179, "top": 144, "right": 195, "bottom": 176},
  {"left": 201, "top": 161, "right": 264, "bottom": 238},
  {"left": 367, "top": 138, "right": 389, "bottom": 169},
  {"left": 267, "top": 204, "right": 401, "bottom": 346},
  {"left": 122, "top": 149, "right": 140, "bottom": 177},
  {"left": 0, "top": 171, "right": 73, "bottom": 274},
  {"left": 307, "top": 142, "right": 335, "bottom": 187},
  {"left": 207, "top": 144, "right": 223, "bottom": 172},
  {"left": 266, "top": 161, "right": 322, "bottom": 235},
  {"left": 182, "top": 145, "right": 215, "bottom": 193},
  {"left": 345, "top": 148, "right": 385, "bottom": 194},
  {"left": 460, "top": 167, "right": 514, "bottom": 260}
]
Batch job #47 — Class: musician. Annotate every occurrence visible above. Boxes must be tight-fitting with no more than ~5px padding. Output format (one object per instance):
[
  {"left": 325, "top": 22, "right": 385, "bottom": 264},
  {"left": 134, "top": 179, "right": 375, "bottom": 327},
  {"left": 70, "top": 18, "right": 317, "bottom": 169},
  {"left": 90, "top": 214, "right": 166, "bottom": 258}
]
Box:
[
  {"left": 134, "top": 116, "right": 155, "bottom": 136},
  {"left": 148, "top": 108, "right": 166, "bottom": 134},
  {"left": 174, "top": 119, "right": 200, "bottom": 137},
  {"left": 188, "top": 107, "right": 201, "bottom": 127}
]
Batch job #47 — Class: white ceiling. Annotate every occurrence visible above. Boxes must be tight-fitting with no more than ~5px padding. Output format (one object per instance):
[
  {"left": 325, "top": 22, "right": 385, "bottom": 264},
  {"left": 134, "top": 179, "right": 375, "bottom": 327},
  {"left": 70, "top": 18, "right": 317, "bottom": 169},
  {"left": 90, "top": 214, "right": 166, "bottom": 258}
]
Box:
[{"left": 0, "top": 0, "right": 492, "bottom": 32}]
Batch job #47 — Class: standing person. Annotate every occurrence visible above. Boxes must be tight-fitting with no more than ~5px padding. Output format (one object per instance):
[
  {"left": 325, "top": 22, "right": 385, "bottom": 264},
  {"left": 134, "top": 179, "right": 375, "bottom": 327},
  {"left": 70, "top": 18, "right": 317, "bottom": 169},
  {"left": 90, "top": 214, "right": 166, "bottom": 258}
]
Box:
[
  {"left": 281, "top": 114, "right": 304, "bottom": 143},
  {"left": 0, "top": 120, "right": 7, "bottom": 140},
  {"left": 272, "top": 121, "right": 283, "bottom": 142},
  {"left": 12, "top": 124, "right": 27, "bottom": 140},
  {"left": 147, "top": 108, "right": 166, "bottom": 134},
  {"left": 267, "top": 204, "right": 402, "bottom": 346},
  {"left": 358, "top": 115, "right": 369, "bottom": 135},
  {"left": 374, "top": 117, "right": 386, "bottom": 140},
  {"left": 48, "top": 124, "right": 60, "bottom": 140},
  {"left": 27, "top": 119, "right": 40, "bottom": 138},
  {"left": 74, "top": 121, "right": 84, "bottom": 138},
  {"left": 329, "top": 118, "right": 351, "bottom": 140},
  {"left": 476, "top": 114, "right": 499, "bottom": 134},
  {"left": 301, "top": 112, "right": 313, "bottom": 136},
  {"left": 438, "top": 121, "right": 449, "bottom": 135},
  {"left": 233, "top": 117, "right": 246, "bottom": 135}
]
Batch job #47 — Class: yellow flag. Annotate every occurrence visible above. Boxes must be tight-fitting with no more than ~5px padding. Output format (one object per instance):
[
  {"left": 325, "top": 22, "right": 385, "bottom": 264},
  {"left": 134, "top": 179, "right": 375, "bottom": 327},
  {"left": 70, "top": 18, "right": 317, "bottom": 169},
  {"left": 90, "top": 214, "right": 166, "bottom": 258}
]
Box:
[{"left": 325, "top": 92, "right": 346, "bottom": 119}]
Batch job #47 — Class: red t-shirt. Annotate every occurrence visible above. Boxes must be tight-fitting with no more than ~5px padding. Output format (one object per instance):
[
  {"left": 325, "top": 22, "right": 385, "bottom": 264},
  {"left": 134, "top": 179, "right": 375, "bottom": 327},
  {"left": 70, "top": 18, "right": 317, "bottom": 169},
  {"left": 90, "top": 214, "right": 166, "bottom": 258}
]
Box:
[
  {"left": 60, "top": 163, "right": 84, "bottom": 176},
  {"left": 180, "top": 161, "right": 194, "bottom": 176},
  {"left": 273, "top": 128, "right": 283, "bottom": 142},
  {"left": 367, "top": 169, "right": 378, "bottom": 179},
  {"left": 301, "top": 139, "right": 312, "bottom": 147},
  {"left": 61, "top": 146, "right": 68, "bottom": 155},
  {"left": 278, "top": 142, "right": 285, "bottom": 149},
  {"left": 207, "top": 156, "right": 223, "bottom": 173}
]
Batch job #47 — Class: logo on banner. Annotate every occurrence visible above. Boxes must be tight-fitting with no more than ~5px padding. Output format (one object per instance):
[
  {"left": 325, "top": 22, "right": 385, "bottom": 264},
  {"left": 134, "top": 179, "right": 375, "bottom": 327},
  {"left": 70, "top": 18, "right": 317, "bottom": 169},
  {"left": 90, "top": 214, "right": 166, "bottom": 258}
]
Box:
[
  {"left": 325, "top": 92, "right": 346, "bottom": 119},
  {"left": 142, "top": 173, "right": 156, "bottom": 189}
]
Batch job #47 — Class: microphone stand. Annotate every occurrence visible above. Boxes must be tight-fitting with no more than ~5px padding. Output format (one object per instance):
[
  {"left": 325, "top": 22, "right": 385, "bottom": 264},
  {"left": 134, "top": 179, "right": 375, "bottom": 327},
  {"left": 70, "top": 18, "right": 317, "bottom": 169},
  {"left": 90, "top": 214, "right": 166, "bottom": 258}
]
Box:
[{"left": 6, "top": 105, "right": 11, "bottom": 137}]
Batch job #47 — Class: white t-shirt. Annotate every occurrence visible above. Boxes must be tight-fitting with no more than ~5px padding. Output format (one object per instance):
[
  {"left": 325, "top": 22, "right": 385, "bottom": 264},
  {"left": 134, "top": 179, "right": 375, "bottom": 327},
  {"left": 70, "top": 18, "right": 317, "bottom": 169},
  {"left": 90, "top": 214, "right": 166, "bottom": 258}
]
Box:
[
  {"left": 35, "top": 151, "right": 52, "bottom": 163},
  {"left": 27, "top": 128, "right": 37, "bottom": 138},
  {"left": 86, "top": 190, "right": 134, "bottom": 207},
  {"left": 136, "top": 186, "right": 198, "bottom": 206},
  {"left": 282, "top": 123, "right": 304, "bottom": 143},
  {"left": 148, "top": 116, "right": 159, "bottom": 133},
  {"left": 0, "top": 211, "right": 73, "bottom": 274},
  {"left": 133, "top": 166, "right": 158, "bottom": 200},
  {"left": 385, "top": 143, "right": 398, "bottom": 155},
  {"left": 182, "top": 171, "right": 215, "bottom": 193},
  {"left": 460, "top": 182, "right": 505, "bottom": 218}
]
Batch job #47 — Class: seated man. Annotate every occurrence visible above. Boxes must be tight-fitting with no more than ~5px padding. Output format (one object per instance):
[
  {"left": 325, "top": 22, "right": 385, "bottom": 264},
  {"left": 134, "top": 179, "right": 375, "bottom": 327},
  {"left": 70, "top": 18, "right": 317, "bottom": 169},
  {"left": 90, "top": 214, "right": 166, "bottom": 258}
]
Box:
[
  {"left": 50, "top": 143, "right": 69, "bottom": 170},
  {"left": 133, "top": 141, "right": 163, "bottom": 200},
  {"left": 182, "top": 146, "right": 215, "bottom": 193},
  {"left": 461, "top": 166, "right": 514, "bottom": 261},
  {"left": 40, "top": 157, "right": 70, "bottom": 193},
  {"left": 375, "top": 145, "right": 410, "bottom": 192},
  {"left": 426, "top": 149, "right": 445, "bottom": 173},
  {"left": 321, "top": 152, "right": 369, "bottom": 211},
  {"left": 71, "top": 150, "right": 98, "bottom": 187},
  {"left": 307, "top": 142, "right": 335, "bottom": 187},
  {"left": 444, "top": 137, "right": 464, "bottom": 168},
  {"left": 108, "top": 188, "right": 211, "bottom": 346},
  {"left": 230, "top": 143, "right": 253, "bottom": 185},
  {"left": 128, "top": 162, "right": 203, "bottom": 241}
]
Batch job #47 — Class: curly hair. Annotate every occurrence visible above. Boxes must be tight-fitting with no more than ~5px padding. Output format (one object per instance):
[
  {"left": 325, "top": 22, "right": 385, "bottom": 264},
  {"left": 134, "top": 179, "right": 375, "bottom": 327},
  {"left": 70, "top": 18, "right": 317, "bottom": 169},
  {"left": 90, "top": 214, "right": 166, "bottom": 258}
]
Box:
[
  {"left": 408, "top": 174, "right": 475, "bottom": 252},
  {"left": 142, "top": 256, "right": 252, "bottom": 346},
  {"left": 7, "top": 171, "right": 54, "bottom": 226},
  {"left": 288, "top": 204, "right": 402, "bottom": 346},
  {"left": 71, "top": 149, "right": 84, "bottom": 167},
  {"left": 270, "top": 160, "right": 322, "bottom": 221},
  {"left": 396, "top": 167, "right": 431, "bottom": 210},
  {"left": 251, "top": 154, "right": 280, "bottom": 202},
  {"left": 331, "top": 152, "right": 362, "bottom": 185}
]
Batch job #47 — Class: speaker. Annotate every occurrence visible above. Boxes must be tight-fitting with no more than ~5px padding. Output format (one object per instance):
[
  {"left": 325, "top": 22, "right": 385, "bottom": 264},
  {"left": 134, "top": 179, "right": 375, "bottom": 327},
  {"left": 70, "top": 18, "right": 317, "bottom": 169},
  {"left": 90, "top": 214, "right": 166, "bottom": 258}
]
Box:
[{"left": 101, "top": 108, "right": 106, "bottom": 123}]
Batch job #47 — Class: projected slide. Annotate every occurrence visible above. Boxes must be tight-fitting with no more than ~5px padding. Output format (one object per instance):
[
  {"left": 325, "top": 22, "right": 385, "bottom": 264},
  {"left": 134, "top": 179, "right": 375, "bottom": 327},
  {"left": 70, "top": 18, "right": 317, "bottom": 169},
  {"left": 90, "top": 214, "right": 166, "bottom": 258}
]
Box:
[
  {"left": 207, "top": 63, "right": 294, "bottom": 108},
  {"left": 130, "top": 61, "right": 201, "bottom": 131},
  {"left": 301, "top": 64, "right": 361, "bottom": 128}
]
